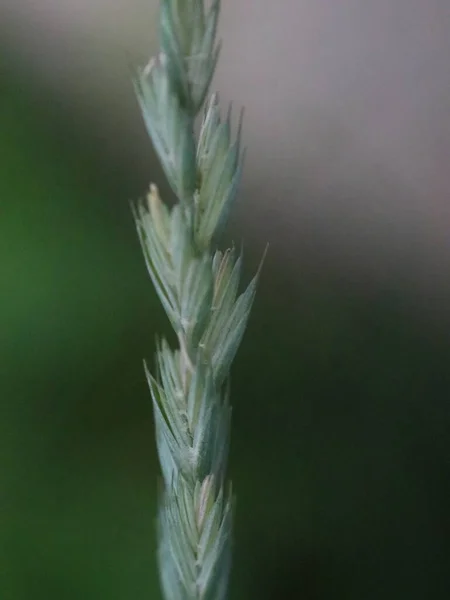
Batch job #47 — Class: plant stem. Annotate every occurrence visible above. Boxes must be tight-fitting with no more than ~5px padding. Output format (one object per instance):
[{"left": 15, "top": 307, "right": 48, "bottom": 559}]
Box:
[{"left": 131, "top": 2, "right": 261, "bottom": 598}]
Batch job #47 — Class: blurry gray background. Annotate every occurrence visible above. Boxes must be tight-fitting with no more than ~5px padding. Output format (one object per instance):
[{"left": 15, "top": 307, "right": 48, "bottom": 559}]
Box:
[
  {"left": 3, "top": 0, "right": 450, "bottom": 303},
  {"left": 1, "top": 1, "right": 450, "bottom": 599}
]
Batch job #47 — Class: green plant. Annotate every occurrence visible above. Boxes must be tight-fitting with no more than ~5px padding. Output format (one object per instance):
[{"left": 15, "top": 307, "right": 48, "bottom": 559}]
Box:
[{"left": 131, "top": 1, "right": 261, "bottom": 598}]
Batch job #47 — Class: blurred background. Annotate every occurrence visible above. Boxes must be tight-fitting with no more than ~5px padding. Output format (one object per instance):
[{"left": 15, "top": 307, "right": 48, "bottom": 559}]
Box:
[{"left": 1, "top": 1, "right": 450, "bottom": 598}]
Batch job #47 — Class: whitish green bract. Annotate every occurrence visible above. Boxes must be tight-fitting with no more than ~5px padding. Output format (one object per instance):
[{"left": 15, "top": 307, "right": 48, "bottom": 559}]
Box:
[{"left": 132, "top": 1, "right": 262, "bottom": 598}]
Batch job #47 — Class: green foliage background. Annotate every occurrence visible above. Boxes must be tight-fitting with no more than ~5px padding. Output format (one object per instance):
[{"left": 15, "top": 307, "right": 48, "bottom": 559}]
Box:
[{"left": 1, "top": 58, "right": 449, "bottom": 599}]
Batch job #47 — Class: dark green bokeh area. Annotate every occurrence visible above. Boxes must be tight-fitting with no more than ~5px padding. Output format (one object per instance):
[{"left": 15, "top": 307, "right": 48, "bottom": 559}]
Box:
[{"left": 2, "top": 62, "right": 449, "bottom": 600}]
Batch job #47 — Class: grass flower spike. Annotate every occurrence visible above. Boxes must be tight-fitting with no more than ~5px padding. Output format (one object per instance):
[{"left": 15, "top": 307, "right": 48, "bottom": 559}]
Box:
[{"left": 131, "top": 2, "right": 261, "bottom": 598}]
